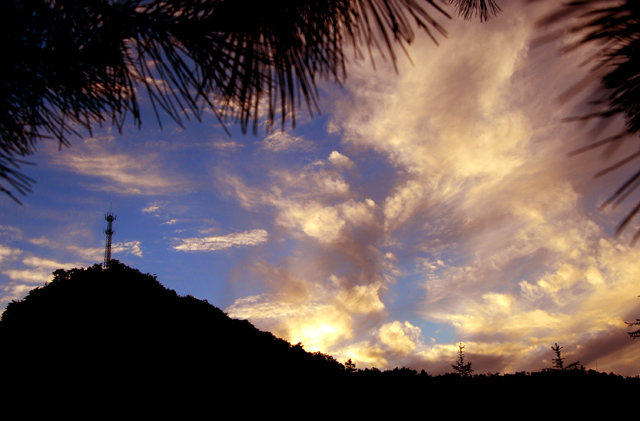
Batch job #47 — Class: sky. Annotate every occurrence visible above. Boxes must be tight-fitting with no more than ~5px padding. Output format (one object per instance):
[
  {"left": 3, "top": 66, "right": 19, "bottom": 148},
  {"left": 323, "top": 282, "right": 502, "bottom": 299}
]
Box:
[{"left": 2, "top": 1, "right": 640, "bottom": 376}]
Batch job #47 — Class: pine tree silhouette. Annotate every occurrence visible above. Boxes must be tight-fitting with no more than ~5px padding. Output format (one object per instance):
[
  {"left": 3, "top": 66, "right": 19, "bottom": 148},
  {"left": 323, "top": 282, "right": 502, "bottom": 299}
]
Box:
[{"left": 451, "top": 342, "right": 473, "bottom": 377}]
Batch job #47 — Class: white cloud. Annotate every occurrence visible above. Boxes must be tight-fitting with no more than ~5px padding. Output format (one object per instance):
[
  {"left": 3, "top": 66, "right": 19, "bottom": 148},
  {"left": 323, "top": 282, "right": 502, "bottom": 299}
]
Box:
[
  {"left": 0, "top": 244, "right": 21, "bottom": 265},
  {"left": 328, "top": 151, "right": 354, "bottom": 168},
  {"left": 3, "top": 268, "right": 56, "bottom": 284},
  {"left": 174, "top": 229, "right": 268, "bottom": 252},
  {"left": 22, "top": 256, "right": 79, "bottom": 270},
  {"left": 379, "top": 321, "right": 423, "bottom": 354},
  {"left": 211, "top": 139, "right": 244, "bottom": 151},
  {"left": 60, "top": 241, "right": 142, "bottom": 262},
  {"left": 52, "top": 139, "right": 181, "bottom": 195},
  {"left": 113, "top": 241, "right": 143, "bottom": 258},
  {"left": 0, "top": 283, "right": 38, "bottom": 313},
  {"left": 261, "top": 132, "right": 311, "bottom": 152},
  {"left": 142, "top": 204, "right": 160, "bottom": 213},
  {"left": 3, "top": 257, "right": 78, "bottom": 284},
  {"left": 29, "top": 236, "right": 52, "bottom": 246},
  {"left": 67, "top": 245, "right": 103, "bottom": 262},
  {"left": 275, "top": 199, "right": 378, "bottom": 245}
]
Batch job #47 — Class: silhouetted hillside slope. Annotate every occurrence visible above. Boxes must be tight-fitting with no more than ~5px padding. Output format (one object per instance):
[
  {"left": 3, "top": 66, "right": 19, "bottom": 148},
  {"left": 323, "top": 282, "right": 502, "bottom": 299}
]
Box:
[{"left": 0, "top": 261, "right": 346, "bottom": 410}]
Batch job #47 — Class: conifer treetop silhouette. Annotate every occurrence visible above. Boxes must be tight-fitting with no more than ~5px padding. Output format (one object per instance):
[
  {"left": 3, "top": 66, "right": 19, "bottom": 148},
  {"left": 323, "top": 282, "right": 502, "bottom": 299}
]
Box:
[
  {"left": 550, "top": 343, "right": 564, "bottom": 371},
  {"left": 0, "top": 0, "right": 500, "bottom": 201},
  {"left": 451, "top": 342, "right": 473, "bottom": 377}
]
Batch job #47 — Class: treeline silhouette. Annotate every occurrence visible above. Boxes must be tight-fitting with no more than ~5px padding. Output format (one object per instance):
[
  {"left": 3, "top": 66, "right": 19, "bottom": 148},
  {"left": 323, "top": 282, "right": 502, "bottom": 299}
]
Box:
[{"left": 1, "top": 261, "right": 637, "bottom": 415}]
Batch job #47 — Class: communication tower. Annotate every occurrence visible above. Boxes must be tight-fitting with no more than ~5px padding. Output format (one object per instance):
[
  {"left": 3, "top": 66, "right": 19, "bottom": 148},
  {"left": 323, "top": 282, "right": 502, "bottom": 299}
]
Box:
[{"left": 103, "top": 208, "right": 116, "bottom": 268}]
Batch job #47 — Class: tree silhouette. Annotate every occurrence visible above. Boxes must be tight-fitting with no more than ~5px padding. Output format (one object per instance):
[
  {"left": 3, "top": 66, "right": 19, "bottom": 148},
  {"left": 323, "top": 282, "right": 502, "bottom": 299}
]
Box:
[
  {"left": 0, "top": 0, "right": 500, "bottom": 201},
  {"left": 550, "top": 343, "right": 564, "bottom": 370},
  {"left": 0, "top": 260, "right": 352, "bottom": 406},
  {"left": 627, "top": 296, "right": 640, "bottom": 339},
  {"left": 451, "top": 342, "right": 473, "bottom": 377},
  {"left": 345, "top": 358, "right": 357, "bottom": 372},
  {"left": 447, "top": 0, "right": 500, "bottom": 22}
]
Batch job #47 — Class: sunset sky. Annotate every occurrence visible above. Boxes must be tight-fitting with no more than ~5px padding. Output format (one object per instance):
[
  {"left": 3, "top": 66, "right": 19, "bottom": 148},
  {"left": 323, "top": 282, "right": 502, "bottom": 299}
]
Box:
[{"left": 2, "top": 1, "right": 640, "bottom": 376}]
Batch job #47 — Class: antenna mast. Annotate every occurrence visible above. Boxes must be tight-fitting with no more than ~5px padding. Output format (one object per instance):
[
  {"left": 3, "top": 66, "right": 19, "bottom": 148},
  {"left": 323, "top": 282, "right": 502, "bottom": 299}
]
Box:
[{"left": 103, "top": 207, "right": 116, "bottom": 268}]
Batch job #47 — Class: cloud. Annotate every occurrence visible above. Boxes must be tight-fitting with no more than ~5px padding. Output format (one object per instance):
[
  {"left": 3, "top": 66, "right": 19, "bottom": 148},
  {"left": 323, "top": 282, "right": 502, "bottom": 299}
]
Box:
[
  {"left": 22, "top": 256, "right": 79, "bottom": 270},
  {"left": 3, "top": 256, "right": 79, "bottom": 284},
  {"left": 142, "top": 204, "right": 161, "bottom": 214},
  {"left": 66, "top": 245, "right": 104, "bottom": 262},
  {"left": 52, "top": 138, "right": 181, "bottom": 195},
  {"left": 229, "top": 294, "right": 354, "bottom": 351},
  {"left": 0, "top": 244, "right": 21, "bottom": 265},
  {"left": 0, "top": 255, "right": 81, "bottom": 316},
  {"left": 174, "top": 229, "right": 268, "bottom": 252},
  {"left": 0, "top": 226, "right": 22, "bottom": 242},
  {"left": 216, "top": 2, "right": 640, "bottom": 375},
  {"left": 29, "top": 236, "right": 52, "bottom": 246},
  {"left": 0, "top": 283, "right": 38, "bottom": 315},
  {"left": 226, "top": 267, "right": 387, "bottom": 353},
  {"left": 27, "top": 237, "right": 142, "bottom": 262},
  {"left": 261, "top": 132, "right": 312, "bottom": 152},
  {"left": 211, "top": 139, "right": 244, "bottom": 151},
  {"left": 3, "top": 269, "right": 56, "bottom": 284},
  {"left": 275, "top": 199, "right": 378, "bottom": 245},
  {"left": 378, "top": 321, "right": 422, "bottom": 354},
  {"left": 328, "top": 151, "right": 355, "bottom": 169},
  {"left": 113, "top": 241, "right": 143, "bottom": 258}
]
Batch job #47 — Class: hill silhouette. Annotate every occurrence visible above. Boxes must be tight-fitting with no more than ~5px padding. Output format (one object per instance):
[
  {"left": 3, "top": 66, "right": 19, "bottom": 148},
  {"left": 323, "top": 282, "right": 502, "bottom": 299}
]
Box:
[
  {"left": 1, "top": 261, "right": 637, "bottom": 416},
  {"left": 0, "top": 261, "right": 346, "bottom": 412}
]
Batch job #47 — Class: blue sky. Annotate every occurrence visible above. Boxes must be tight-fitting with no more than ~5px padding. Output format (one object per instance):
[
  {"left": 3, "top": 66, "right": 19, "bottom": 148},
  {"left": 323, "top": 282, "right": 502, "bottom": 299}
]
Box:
[{"left": 2, "top": 1, "right": 640, "bottom": 375}]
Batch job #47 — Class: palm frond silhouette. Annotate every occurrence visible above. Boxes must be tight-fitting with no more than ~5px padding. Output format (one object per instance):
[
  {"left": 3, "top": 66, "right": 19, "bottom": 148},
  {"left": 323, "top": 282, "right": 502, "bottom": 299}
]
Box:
[
  {"left": 0, "top": 0, "right": 484, "bottom": 200},
  {"left": 537, "top": 0, "right": 640, "bottom": 244},
  {"left": 1, "top": 0, "right": 501, "bottom": 201}
]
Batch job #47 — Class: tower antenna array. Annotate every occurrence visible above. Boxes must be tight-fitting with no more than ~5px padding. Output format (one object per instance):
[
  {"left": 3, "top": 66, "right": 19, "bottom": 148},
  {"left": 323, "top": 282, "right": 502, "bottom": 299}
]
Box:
[{"left": 103, "top": 207, "right": 116, "bottom": 268}]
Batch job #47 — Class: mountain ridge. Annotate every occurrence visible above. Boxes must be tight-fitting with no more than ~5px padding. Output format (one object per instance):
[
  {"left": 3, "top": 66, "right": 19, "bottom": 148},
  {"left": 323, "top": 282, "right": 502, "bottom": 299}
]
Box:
[{"left": 2, "top": 260, "right": 637, "bottom": 415}]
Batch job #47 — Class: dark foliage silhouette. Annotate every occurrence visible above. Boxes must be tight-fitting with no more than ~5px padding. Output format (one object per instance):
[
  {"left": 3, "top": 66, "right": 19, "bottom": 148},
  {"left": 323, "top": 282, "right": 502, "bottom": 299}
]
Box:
[
  {"left": 348, "top": 363, "right": 637, "bottom": 416},
  {"left": 536, "top": 1, "right": 640, "bottom": 337},
  {"left": 451, "top": 342, "right": 473, "bottom": 377},
  {"left": 549, "top": 342, "right": 585, "bottom": 371},
  {"left": 1, "top": 260, "right": 638, "bottom": 414},
  {"left": 537, "top": 1, "right": 640, "bottom": 244},
  {"left": 447, "top": 0, "right": 501, "bottom": 22},
  {"left": 551, "top": 342, "right": 564, "bottom": 370},
  {"left": 0, "top": 0, "right": 501, "bottom": 202},
  {"left": 628, "top": 296, "right": 640, "bottom": 339}
]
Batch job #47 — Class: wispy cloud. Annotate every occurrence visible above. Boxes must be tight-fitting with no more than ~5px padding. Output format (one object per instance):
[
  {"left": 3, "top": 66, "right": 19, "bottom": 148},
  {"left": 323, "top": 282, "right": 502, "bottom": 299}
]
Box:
[
  {"left": 25, "top": 236, "right": 143, "bottom": 263},
  {"left": 211, "top": 139, "right": 244, "bottom": 151},
  {"left": 0, "top": 226, "right": 22, "bottom": 242},
  {"left": 261, "top": 132, "right": 312, "bottom": 152},
  {"left": 0, "top": 244, "right": 21, "bottom": 265},
  {"left": 174, "top": 229, "right": 268, "bottom": 252},
  {"left": 219, "top": 3, "right": 640, "bottom": 375},
  {"left": 52, "top": 138, "right": 181, "bottom": 195},
  {"left": 142, "top": 203, "right": 161, "bottom": 214},
  {"left": 3, "top": 256, "right": 79, "bottom": 284},
  {"left": 113, "top": 241, "right": 143, "bottom": 258}
]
